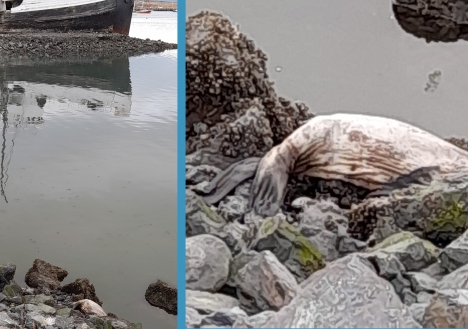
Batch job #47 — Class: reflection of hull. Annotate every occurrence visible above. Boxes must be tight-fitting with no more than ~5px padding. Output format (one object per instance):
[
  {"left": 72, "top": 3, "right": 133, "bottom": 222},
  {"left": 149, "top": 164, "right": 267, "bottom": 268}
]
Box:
[
  {"left": 0, "top": 56, "right": 133, "bottom": 125},
  {"left": 0, "top": 0, "right": 135, "bottom": 35}
]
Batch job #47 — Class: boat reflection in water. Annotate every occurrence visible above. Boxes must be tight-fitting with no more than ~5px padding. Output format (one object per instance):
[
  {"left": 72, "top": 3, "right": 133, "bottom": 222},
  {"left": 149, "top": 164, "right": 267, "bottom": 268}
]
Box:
[{"left": 0, "top": 57, "right": 132, "bottom": 203}]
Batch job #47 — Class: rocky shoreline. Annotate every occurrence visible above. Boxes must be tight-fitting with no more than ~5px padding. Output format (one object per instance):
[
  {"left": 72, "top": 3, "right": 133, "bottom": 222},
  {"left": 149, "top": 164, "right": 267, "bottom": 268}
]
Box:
[
  {"left": 0, "top": 259, "right": 142, "bottom": 329},
  {"left": 186, "top": 11, "right": 468, "bottom": 328},
  {"left": 0, "top": 30, "right": 177, "bottom": 63}
]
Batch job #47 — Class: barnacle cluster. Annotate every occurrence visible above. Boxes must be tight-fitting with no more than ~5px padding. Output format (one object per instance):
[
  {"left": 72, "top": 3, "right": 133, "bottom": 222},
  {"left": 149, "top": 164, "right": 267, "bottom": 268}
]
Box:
[{"left": 186, "top": 11, "right": 314, "bottom": 159}]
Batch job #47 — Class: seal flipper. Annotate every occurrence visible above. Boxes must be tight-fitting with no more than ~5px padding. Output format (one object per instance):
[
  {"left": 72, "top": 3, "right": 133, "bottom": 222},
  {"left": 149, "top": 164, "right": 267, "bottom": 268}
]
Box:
[
  {"left": 194, "top": 157, "right": 261, "bottom": 205},
  {"left": 249, "top": 158, "right": 289, "bottom": 217},
  {"left": 367, "top": 165, "right": 440, "bottom": 198}
]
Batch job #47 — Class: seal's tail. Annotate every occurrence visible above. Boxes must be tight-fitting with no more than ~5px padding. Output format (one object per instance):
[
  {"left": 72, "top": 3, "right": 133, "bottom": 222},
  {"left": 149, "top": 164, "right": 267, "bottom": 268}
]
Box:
[{"left": 195, "top": 157, "right": 261, "bottom": 205}]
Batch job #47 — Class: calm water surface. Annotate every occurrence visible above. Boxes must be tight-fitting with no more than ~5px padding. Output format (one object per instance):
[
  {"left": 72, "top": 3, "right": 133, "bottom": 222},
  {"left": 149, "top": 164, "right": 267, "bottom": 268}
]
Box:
[
  {"left": 0, "top": 12, "right": 177, "bottom": 329},
  {"left": 188, "top": 0, "right": 468, "bottom": 138}
]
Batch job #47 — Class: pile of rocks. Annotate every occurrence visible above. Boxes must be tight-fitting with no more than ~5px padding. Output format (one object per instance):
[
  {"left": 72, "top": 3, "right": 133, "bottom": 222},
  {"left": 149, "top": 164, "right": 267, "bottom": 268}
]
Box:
[
  {"left": 0, "top": 259, "right": 141, "bottom": 329},
  {"left": 0, "top": 31, "right": 177, "bottom": 62},
  {"left": 186, "top": 10, "right": 468, "bottom": 328}
]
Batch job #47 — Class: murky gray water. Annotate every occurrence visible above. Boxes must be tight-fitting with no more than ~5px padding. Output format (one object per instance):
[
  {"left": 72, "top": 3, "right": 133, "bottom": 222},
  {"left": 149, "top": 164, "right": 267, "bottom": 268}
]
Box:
[
  {"left": 0, "top": 13, "right": 177, "bottom": 329},
  {"left": 187, "top": 0, "right": 468, "bottom": 139}
]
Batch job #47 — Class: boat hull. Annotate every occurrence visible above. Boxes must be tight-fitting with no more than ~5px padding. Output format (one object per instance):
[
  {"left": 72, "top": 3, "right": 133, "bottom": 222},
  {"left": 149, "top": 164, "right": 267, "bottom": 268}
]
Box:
[{"left": 0, "top": 0, "right": 134, "bottom": 35}]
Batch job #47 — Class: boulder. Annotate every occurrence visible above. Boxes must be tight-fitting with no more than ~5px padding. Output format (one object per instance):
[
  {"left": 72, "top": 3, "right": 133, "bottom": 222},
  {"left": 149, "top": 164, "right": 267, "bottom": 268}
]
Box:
[
  {"left": 186, "top": 290, "right": 239, "bottom": 315},
  {"left": 24, "top": 259, "right": 68, "bottom": 293},
  {"left": 144, "top": 280, "right": 177, "bottom": 316},
  {"left": 61, "top": 278, "right": 102, "bottom": 306},
  {"left": 186, "top": 235, "right": 232, "bottom": 292},
  {"left": 260, "top": 254, "right": 421, "bottom": 328}
]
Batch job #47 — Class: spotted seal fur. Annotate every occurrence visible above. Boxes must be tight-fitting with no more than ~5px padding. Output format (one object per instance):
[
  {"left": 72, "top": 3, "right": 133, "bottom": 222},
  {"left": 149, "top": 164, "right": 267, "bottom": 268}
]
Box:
[{"left": 197, "top": 113, "right": 468, "bottom": 217}]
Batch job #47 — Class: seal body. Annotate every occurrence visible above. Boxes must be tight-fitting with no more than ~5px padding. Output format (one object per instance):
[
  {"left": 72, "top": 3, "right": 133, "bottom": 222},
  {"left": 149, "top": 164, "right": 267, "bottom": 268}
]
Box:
[
  {"left": 72, "top": 299, "right": 107, "bottom": 317},
  {"left": 248, "top": 113, "right": 468, "bottom": 216}
]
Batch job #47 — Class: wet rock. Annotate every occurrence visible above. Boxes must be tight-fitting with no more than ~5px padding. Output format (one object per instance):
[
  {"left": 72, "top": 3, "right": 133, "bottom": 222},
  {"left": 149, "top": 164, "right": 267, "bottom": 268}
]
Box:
[
  {"left": 186, "top": 307, "right": 203, "bottom": 328},
  {"left": 439, "top": 229, "right": 468, "bottom": 272},
  {"left": 144, "top": 280, "right": 177, "bottom": 316},
  {"left": 199, "top": 306, "right": 247, "bottom": 327},
  {"left": 233, "top": 250, "right": 297, "bottom": 314},
  {"left": 186, "top": 234, "right": 232, "bottom": 292},
  {"left": 61, "top": 278, "right": 102, "bottom": 306},
  {"left": 217, "top": 196, "right": 248, "bottom": 222},
  {"left": 262, "top": 254, "right": 420, "bottom": 327},
  {"left": 186, "top": 290, "right": 239, "bottom": 315},
  {"left": 25, "top": 259, "right": 68, "bottom": 293},
  {"left": 0, "top": 264, "right": 15, "bottom": 291},
  {"left": 232, "top": 310, "right": 276, "bottom": 328},
  {"left": 252, "top": 216, "right": 324, "bottom": 282},
  {"left": 405, "top": 272, "right": 438, "bottom": 294},
  {"left": 422, "top": 288, "right": 468, "bottom": 327}
]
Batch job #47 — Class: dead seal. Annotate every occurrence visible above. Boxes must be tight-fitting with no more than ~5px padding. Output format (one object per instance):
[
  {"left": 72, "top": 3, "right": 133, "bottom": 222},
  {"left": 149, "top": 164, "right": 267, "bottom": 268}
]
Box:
[
  {"left": 72, "top": 299, "right": 107, "bottom": 317},
  {"left": 197, "top": 113, "right": 468, "bottom": 216}
]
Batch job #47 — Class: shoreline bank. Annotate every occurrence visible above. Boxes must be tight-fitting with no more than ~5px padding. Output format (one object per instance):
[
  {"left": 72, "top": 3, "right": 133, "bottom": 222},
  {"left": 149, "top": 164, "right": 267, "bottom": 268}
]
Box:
[{"left": 0, "top": 31, "right": 177, "bottom": 63}]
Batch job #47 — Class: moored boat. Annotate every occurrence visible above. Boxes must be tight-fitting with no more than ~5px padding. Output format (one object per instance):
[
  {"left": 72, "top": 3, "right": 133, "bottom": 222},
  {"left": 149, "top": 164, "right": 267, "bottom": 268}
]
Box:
[
  {"left": 136, "top": 9, "right": 151, "bottom": 14},
  {"left": 0, "top": 0, "right": 135, "bottom": 35}
]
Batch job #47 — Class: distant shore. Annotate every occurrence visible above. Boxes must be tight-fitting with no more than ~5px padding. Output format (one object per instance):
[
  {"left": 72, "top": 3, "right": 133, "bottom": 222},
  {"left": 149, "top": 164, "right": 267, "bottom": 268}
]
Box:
[{"left": 134, "top": 1, "right": 177, "bottom": 11}]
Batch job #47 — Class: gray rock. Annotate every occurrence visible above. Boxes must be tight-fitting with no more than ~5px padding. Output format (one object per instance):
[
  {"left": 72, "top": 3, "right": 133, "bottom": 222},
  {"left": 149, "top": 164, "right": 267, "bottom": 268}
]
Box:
[
  {"left": 438, "top": 262, "right": 468, "bottom": 290},
  {"left": 233, "top": 250, "right": 297, "bottom": 314},
  {"left": 370, "top": 236, "right": 437, "bottom": 272},
  {"left": 186, "top": 190, "right": 228, "bottom": 237},
  {"left": 364, "top": 252, "right": 406, "bottom": 280},
  {"left": 186, "top": 234, "right": 232, "bottom": 292},
  {"left": 186, "top": 290, "right": 239, "bottom": 314},
  {"left": 232, "top": 310, "right": 276, "bottom": 328},
  {"left": 440, "top": 230, "right": 468, "bottom": 272},
  {"left": 37, "top": 303, "right": 56, "bottom": 315},
  {"left": 24, "top": 304, "right": 40, "bottom": 312},
  {"left": 408, "top": 303, "right": 429, "bottom": 324},
  {"left": 23, "top": 294, "right": 54, "bottom": 306},
  {"left": 422, "top": 288, "right": 468, "bottom": 327},
  {"left": 54, "top": 315, "right": 75, "bottom": 328},
  {"left": 0, "top": 312, "right": 16, "bottom": 326},
  {"left": 0, "top": 264, "right": 16, "bottom": 291},
  {"left": 293, "top": 197, "right": 350, "bottom": 261},
  {"left": 217, "top": 196, "right": 247, "bottom": 222},
  {"left": 260, "top": 254, "right": 421, "bottom": 328},
  {"left": 405, "top": 272, "right": 438, "bottom": 294},
  {"left": 200, "top": 306, "right": 247, "bottom": 327},
  {"left": 421, "top": 262, "right": 447, "bottom": 280},
  {"left": 186, "top": 307, "right": 203, "bottom": 328},
  {"left": 417, "top": 292, "right": 433, "bottom": 304},
  {"left": 390, "top": 273, "right": 417, "bottom": 306}
]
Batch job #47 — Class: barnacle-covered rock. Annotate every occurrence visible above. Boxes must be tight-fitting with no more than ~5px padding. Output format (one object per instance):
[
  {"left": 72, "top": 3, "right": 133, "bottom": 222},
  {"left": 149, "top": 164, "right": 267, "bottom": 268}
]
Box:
[
  {"left": 347, "top": 178, "right": 468, "bottom": 247},
  {"left": 393, "top": 0, "right": 468, "bottom": 43},
  {"left": 186, "top": 11, "right": 314, "bottom": 161}
]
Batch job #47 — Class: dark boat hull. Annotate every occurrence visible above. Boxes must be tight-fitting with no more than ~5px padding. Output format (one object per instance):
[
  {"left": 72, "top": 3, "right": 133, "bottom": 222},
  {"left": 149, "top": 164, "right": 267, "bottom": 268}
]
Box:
[{"left": 0, "top": 0, "right": 134, "bottom": 35}]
